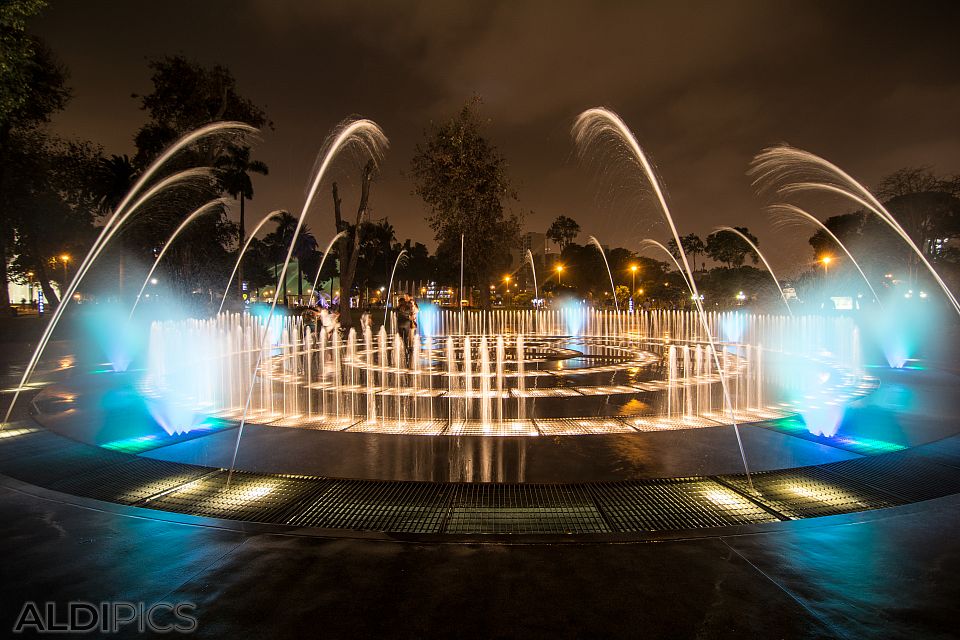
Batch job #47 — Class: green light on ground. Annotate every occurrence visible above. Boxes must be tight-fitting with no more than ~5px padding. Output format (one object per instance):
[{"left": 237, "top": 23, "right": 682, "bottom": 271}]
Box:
[{"left": 766, "top": 417, "right": 906, "bottom": 455}]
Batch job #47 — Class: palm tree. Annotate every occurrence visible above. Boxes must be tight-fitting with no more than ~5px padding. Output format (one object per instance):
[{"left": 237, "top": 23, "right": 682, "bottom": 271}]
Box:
[
  {"left": 265, "top": 212, "right": 317, "bottom": 304},
  {"left": 94, "top": 154, "right": 139, "bottom": 296},
  {"left": 216, "top": 145, "right": 268, "bottom": 295}
]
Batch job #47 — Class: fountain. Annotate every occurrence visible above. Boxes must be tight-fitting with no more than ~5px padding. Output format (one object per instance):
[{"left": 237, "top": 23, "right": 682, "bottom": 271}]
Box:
[
  {"left": 141, "top": 306, "right": 870, "bottom": 442},
  {"left": 13, "top": 108, "right": 942, "bottom": 538},
  {"left": 573, "top": 107, "right": 755, "bottom": 483},
  {"left": 4, "top": 122, "right": 257, "bottom": 425}
]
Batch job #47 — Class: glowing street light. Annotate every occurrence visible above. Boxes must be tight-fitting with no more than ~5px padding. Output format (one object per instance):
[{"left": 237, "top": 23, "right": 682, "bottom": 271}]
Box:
[
  {"left": 629, "top": 264, "right": 639, "bottom": 300},
  {"left": 820, "top": 255, "right": 832, "bottom": 276},
  {"left": 59, "top": 253, "right": 71, "bottom": 284},
  {"left": 555, "top": 264, "right": 564, "bottom": 286}
]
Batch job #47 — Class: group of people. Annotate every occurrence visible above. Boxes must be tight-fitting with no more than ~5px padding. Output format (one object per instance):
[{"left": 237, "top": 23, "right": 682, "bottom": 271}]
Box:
[{"left": 301, "top": 294, "right": 419, "bottom": 357}]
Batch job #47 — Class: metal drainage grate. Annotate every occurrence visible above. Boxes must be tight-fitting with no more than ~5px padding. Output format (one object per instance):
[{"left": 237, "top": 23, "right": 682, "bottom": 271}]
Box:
[
  {"left": 49, "top": 457, "right": 213, "bottom": 505},
  {"left": 590, "top": 478, "right": 779, "bottom": 532},
  {"left": 0, "top": 427, "right": 69, "bottom": 463},
  {"left": 141, "top": 471, "right": 328, "bottom": 524},
  {"left": 287, "top": 480, "right": 449, "bottom": 533},
  {"left": 717, "top": 468, "right": 900, "bottom": 519},
  {"left": 0, "top": 438, "right": 132, "bottom": 487},
  {"left": 5, "top": 422, "right": 960, "bottom": 536},
  {"left": 445, "top": 483, "right": 609, "bottom": 535},
  {"left": 819, "top": 452, "right": 960, "bottom": 504}
]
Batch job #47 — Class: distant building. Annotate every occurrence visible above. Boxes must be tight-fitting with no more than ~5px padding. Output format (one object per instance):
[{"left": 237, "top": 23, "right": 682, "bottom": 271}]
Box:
[
  {"left": 520, "top": 231, "right": 549, "bottom": 258},
  {"left": 510, "top": 231, "right": 555, "bottom": 291}
]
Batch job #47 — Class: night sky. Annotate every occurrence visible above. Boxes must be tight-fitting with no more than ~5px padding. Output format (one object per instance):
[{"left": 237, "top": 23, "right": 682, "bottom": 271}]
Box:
[{"left": 32, "top": 0, "right": 960, "bottom": 273}]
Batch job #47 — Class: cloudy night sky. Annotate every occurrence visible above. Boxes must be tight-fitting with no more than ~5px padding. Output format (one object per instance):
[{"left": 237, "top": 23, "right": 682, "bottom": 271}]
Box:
[{"left": 31, "top": 0, "right": 960, "bottom": 273}]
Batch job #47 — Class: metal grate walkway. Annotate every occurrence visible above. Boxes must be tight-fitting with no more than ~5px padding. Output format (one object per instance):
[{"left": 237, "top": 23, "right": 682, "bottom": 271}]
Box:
[{"left": 2, "top": 422, "right": 959, "bottom": 538}]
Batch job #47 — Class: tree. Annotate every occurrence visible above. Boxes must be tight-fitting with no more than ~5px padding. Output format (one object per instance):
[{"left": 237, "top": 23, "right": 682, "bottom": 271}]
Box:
[
  {"left": 875, "top": 168, "right": 960, "bottom": 268},
  {"left": 546, "top": 215, "right": 580, "bottom": 251},
  {"left": 216, "top": 145, "right": 268, "bottom": 297},
  {"left": 0, "top": 2, "right": 71, "bottom": 307},
  {"left": 331, "top": 159, "right": 375, "bottom": 325},
  {"left": 124, "top": 56, "right": 270, "bottom": 301},
  {"left": 410, "top": 98, "right": 522, "bottom": 308},
  {"left": 354, "top": 218, "right": 398, "bottom": 294},
  {"left": 667, "top": 233, "right": 706, "bottom": 271},
  {"left": 705, "top": 227, "right": 759, "bottom": 268},
  {"left": 132, "top": 55, "right": 270, "bottom": 168},
  {"left": 263, "top": 211, "right": 317, "bottom": 303},
  {"left": 5, "top": 130, "right": 101, "bottom": 306}
]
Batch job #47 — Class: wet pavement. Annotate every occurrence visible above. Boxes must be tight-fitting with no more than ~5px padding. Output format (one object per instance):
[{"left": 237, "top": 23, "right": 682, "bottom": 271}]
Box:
[{"left": 0, "top": 477, "right": 957, "bottom": 639}]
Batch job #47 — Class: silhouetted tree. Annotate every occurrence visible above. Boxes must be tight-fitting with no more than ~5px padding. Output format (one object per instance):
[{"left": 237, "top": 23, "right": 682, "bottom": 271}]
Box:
[
  {"left": 0, "top": 2, "right": 71, "bottom": 307},
  {"left": 667, "top": 233, "right": 706, "bottom": 271},
  {"left": 546, "top": 215, "right": 580, "bottom": 251},
  {"left": 705, "top": 227, "right": 758, "bottom": 268},
  {"left": 216, "top": 144, "right": 268, "bottom": 296},
  {"left": 331, "top": 159, "right": 375, "bottom": 324},
  {"left": 411, "top": 98, "right": 522, "bottom": 308}
]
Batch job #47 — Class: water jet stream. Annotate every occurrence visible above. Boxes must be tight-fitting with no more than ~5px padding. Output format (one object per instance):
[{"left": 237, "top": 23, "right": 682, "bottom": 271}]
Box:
[
  {"left": 5, "top": 167, "right": 216, "bottom": 424},
  {"left": 218, "top": 209, "right": 286, "bottom": 315},
  {"left": 713, "top": 226, "right": 792, "bottom": 316},
  {"left": 3, "top": 121, "right": 256, "bottom": 425},
  {"left": 588, "top": 235, "right": 619, "bottom": 311},
  {"left": 130, "top": 198, "right": 228, "bottom": 318},
  {"left": 768, "top": 203, "right": 882, "bottom": 307},
  {"left": 383, "top": 249, "right": 409, "bottom": 326},
  {"left": 525, "top": 249, "right": 539, "bottom": 301},
  {"left": 228, "top": 118, "right": 387, "bottom": 479},
  {"left": 574, "top": 107, "right": 754, "bottom": 489},
  {"left": 750, "top": 145, "right": 960, "bottom": 317},
  {"left": 310, "top": 231, "right": 348, "bottom": 306},
  {"left": 638, "top": 239, "right": 693, "bottom": 295}
]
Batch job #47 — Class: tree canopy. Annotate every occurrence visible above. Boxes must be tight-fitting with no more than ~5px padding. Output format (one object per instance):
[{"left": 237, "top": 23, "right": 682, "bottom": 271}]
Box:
[
  {"left": 546, "top": 215, "right": 580, "bottom": 251},
  {"left": 705, "top": 227, "right": 758, "bottom": 268},
  {"left": 410, "top": 98, "right": 522, "bottom": 307}
]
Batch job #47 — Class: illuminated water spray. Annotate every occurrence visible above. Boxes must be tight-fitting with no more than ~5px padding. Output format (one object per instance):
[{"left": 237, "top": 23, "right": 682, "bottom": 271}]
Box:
[
  {"left": 750, "top": 145, "right": 960, "bottom": 317},
  {"left": 130, "top": 198, "right": 228, "bottom": 318},
  {"left": 310, "top": 230, "right": 349, "bottom": 306},
  {"left": 228, "top": 118, "right": 388, "bottom": 477},
  {"left": 525, "top": 249, "right": 539, "bottom": 301},
  {"left": 3, "top": 120, "right": 256, "bottom": 425},
  {"left": 713, "top": 226, "right": 792, "bottom": 316},
  {"left": 383, "top": 249, "right": 409, "bottom": 326},
  {"left": 588, "top": 235, "right": 619, "bottom": 311},
  {"left": 574, "top": 107, "right": 754, "bottom": 488},
  {"left": 768, "top": 203, "right": 882, "bottom": 306},
  {"left": 639, "top": 239, "right": 693, "bottom": 293}
]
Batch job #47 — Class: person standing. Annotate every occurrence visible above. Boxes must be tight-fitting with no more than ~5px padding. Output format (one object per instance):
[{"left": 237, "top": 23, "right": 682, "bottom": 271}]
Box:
[
  {"left": 396, "top": 295, "right": 413, "bottom": 359},
  {"left": 360, "top": 308, "right": 373, "bottom": 335}
]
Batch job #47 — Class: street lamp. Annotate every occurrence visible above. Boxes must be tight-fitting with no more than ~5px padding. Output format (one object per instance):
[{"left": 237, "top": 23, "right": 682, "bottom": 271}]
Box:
[
  {"left": 630, "top": 264, "right": 638, "bottom": 300},
  {"left": 555, "top": 264, "right": 564, "bottom": 286},
  {"left": 820, "top": 255, "right": 832, "bottom": 276},
  {"left": 59, "top": 253, "right": 70, "bottom": 284}
]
